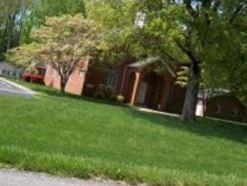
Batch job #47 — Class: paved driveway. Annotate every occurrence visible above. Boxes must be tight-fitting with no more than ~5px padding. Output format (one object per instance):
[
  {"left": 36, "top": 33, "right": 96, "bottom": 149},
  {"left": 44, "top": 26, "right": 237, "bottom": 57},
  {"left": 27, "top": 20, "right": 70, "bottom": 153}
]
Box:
[
  {"left": 0, "top": 79, "right": 34, "bottom": 97},
  {"left": 0, "top": 169, "right": 129, "bottom": 186}
]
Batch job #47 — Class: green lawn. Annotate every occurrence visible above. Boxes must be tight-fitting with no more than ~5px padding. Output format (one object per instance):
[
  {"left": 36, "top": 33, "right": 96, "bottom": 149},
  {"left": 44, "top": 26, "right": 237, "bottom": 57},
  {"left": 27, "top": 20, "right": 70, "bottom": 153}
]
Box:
[{"left": 0, "top": 81, "right": 247, "bottom": 186}]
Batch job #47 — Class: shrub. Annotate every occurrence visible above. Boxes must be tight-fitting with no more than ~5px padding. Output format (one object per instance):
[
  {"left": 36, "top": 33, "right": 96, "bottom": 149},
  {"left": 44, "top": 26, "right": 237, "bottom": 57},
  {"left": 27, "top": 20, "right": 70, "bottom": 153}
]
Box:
[{"left": 116, "top": 95, "right": 125, "bottom": 103}]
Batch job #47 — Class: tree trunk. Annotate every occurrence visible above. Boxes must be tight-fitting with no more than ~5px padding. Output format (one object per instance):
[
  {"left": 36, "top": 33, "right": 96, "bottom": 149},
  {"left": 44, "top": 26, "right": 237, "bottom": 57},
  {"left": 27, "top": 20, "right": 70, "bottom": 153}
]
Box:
[
  {"left": 57, "top": 65, "right": 74, "bottom": 95},
  {"left": 181, "top": 61, "right": 200, "bottom": 122},
  {"left": 60, "top": 77, "right": 67, "bottom": 95},
  {"left": 6, "top": 14, "right": 15, "bottom": 50}
]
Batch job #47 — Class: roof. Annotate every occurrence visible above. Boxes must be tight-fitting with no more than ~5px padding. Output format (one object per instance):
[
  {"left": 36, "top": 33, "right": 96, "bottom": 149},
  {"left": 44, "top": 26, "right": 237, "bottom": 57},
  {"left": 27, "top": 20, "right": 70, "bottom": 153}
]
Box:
[
  {"left": 128, "top": 57, "right": 160, "bottom": 69},
  {"left": 198, "top": 89, "right": 230, "bottom": 99},
  {"left": 128, "top": 56, "right": 176, "bottom": 77},
  {"left": 199, "top": 89, "right": 246, "bottom": 108},
  {"left": 0, "top": 62, "right": 16, "bottom": 71}
]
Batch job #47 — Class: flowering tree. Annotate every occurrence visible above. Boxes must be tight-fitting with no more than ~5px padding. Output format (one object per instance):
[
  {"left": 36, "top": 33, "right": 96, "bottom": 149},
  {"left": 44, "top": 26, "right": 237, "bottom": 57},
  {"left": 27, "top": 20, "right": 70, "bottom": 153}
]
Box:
[{"left": 7, "top": 14, "right": 102, "bottom": 94}]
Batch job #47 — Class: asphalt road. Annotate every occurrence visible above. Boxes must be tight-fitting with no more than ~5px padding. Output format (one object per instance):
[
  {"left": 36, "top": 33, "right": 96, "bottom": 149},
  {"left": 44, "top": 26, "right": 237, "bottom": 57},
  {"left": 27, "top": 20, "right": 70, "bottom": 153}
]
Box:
[
  {"left": 0, "top": 79, "right": 33, "bottom": 97},
  {"left": 0, "top": 169, "right": 129, "bottom": 186}
]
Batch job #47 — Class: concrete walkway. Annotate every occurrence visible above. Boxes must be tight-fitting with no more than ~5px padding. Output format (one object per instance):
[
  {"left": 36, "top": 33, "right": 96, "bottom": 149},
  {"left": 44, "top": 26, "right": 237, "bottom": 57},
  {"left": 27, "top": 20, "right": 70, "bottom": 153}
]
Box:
[
  {"left": 138, "top": 107, "right": 247, "bottom": 126},
  {"left": 0, "top": 169, "right": 129, "bottom": 186},
  {"left": 138, "top": 107, "right": 180, "bottom": 118}
]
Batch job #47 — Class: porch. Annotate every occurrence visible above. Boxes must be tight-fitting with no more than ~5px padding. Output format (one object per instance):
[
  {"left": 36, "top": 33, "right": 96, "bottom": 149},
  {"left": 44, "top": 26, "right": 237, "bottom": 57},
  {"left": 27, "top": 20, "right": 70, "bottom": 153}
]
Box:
[{"left": 121, "top": 57, "right": 185, "bottom": 113}]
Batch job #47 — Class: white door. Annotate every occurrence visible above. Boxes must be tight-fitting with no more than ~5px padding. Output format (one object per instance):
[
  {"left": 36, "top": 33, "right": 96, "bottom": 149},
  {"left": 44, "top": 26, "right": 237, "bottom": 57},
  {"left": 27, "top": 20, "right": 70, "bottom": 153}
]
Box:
[
  {"left": 138, "top": 82, "right": 148, "bottom": 104},
  {"left": 196, "top": 100, "right": 204, "bottom": 117}
]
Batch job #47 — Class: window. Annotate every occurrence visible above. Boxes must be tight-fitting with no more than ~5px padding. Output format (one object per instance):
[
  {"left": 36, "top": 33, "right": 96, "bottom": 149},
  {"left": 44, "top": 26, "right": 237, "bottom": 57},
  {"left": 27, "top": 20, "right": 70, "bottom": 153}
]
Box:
[
  {"left": 12, "top": 71, "right": 17, "bottom": 77},
  {"left": 106, "top": 71, "right": 119, "bottom": 89},
  {"left": 6, "top": 71, "right": 11, "bottom": 76},
  {"left": 214, "top": 103, "right": 221, "bottom": 113}
]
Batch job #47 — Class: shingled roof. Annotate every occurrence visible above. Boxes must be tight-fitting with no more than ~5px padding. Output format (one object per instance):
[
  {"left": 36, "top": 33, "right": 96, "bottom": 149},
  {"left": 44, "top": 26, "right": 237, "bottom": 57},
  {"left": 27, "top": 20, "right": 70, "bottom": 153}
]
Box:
[{"left": 128, "top": 56, "right": 176, "bottom": 77}]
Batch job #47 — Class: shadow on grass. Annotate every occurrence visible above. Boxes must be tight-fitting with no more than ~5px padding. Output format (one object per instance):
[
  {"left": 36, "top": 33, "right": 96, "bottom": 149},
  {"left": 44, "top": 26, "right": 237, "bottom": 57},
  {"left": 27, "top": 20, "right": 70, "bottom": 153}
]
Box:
[
  {"left": 21, "top": 81, "right": 247, "bottom": 144},
  {"left": 128, "top": 108, "right": 247, "bottom": 144}
]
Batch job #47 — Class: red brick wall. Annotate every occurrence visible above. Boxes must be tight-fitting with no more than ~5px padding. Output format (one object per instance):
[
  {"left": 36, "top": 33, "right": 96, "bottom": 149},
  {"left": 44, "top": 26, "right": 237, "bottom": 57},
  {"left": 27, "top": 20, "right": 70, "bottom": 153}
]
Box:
[
  {"left": 44, "top": 59, "right": 187, "bottom": 116},
  {"left": 65, "top": 68, "right": 87, "bottom": 95},
  {"left": 160, "top": 75, "right": 174, "bottom": 111},
  {"left": 44, "top": 61, "right": 89, "bottom": 95},
  {"left": 84, "top": 63, "right": 132, "bottom": 97},
  {"left": 205, "top": 95, "right": 246, "bottom": 123},
  {"left": 165, "top": 85, "right": 186, "bottom": 114},
  {"left": 83, "top": 67, "right": 108, "bottom": 96}
]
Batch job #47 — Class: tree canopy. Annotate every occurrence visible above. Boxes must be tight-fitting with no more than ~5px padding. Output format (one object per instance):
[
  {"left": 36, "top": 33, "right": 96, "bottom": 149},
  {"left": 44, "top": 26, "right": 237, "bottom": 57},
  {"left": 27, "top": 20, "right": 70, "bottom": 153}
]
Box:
[
  {"left": 86, "top": 0, "right": 247, "bottom": 121},
  {"left": 21, "top": 0, "right": 85, "bottom": 43},
  {"left": 0, "top": 0, "right": 31, "bottom": 59},
  {"left": 0, "top": 0, "right": 85, "bottom": 60}
]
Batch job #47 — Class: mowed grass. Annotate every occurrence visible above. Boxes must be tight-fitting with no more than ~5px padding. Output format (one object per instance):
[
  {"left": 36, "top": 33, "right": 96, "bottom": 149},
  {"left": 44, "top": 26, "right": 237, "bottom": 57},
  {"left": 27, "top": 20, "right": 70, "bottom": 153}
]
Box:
[{"left": 0, "top": 82, "right": 246, "bottom": 186}]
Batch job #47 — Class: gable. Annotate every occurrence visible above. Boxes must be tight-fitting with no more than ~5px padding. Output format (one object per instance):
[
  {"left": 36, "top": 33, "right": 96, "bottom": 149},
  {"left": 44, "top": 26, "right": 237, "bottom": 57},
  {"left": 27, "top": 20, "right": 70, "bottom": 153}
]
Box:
[{"left": 128, "top": 57, "right": 176, "bottom": 77}]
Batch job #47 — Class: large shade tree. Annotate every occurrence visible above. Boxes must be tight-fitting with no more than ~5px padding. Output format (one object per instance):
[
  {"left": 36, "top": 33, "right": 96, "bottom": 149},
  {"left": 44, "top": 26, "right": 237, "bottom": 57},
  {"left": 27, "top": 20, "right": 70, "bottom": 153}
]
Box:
[
  {"left": 86, "top": 0, "right": 140, "bottom": 64},
  {"left": 0, "top": 0, "right": 85, "bottom": 60},
  {"left": 21, "top": 0, "right": 85, "bottom": 43},
  {"left": 0, "top": 0, "right": 31, "bottom": 59},
  {"left": 7, "top": 14, "right": 102, "bottom": 94},
  {"left": 87, "top": 0, "right": 247, "bottom": 122}
]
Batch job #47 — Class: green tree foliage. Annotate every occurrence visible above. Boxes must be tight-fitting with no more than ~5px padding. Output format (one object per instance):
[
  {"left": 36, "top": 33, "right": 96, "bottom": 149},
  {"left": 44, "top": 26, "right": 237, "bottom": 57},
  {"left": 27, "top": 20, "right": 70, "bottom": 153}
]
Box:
[
  {"left": 86, "top": 0, "right": 143, "bottom": 64},
  {"left": 201, "top": 5, "right": 247, "bottom": 101},
  {"left": 6, "top": 42, "right": 41, "bottom": 67},
  {"left": 0, "top": 0, "right": 31, "bottom": 59},
  {"left": 21, "top": 0, "right": 85, "bottom": 43},
  {"left": 0, "top": 0, "right": 85, "bottom": 59},
  {"left": 7, "top": 14, "right": 102, "bottom": 94},
  {"left": 87, "top": 0, "right": 247, "bottom": 122}
]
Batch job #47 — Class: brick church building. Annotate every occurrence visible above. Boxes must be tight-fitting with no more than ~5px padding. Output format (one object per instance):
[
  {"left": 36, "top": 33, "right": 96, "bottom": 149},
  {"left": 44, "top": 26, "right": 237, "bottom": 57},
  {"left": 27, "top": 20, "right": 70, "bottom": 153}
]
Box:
[
  {"left": 44, "top": 57, "right": 186, "bottom": 114},
  {"left": 44, "top": 57, "right": 247, "bottom": 123}
]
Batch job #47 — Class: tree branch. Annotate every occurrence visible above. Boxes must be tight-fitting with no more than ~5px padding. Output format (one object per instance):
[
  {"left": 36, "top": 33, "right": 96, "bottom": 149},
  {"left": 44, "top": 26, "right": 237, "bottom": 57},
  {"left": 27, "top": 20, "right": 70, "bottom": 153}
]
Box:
[
  {"left": 162, "top": 50, "right": 183, "bottom": 64},
  {"left": 184, "top": 0, "right": 199, "bottom": 17},
  {"left": 201, "top": 0, "right": 213, "bottom": 25},
  {"left": 174, "top": 38, "right": 200, "bottom": 64},
  {"left": 202, "top": 0, "right": 212, "bottom": 9},
  {"left": 212, "top": 0, "right": 221, "bottom": 12},
  {"left": 229, "top": 1, "right": 247, "bottom": 24}
]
